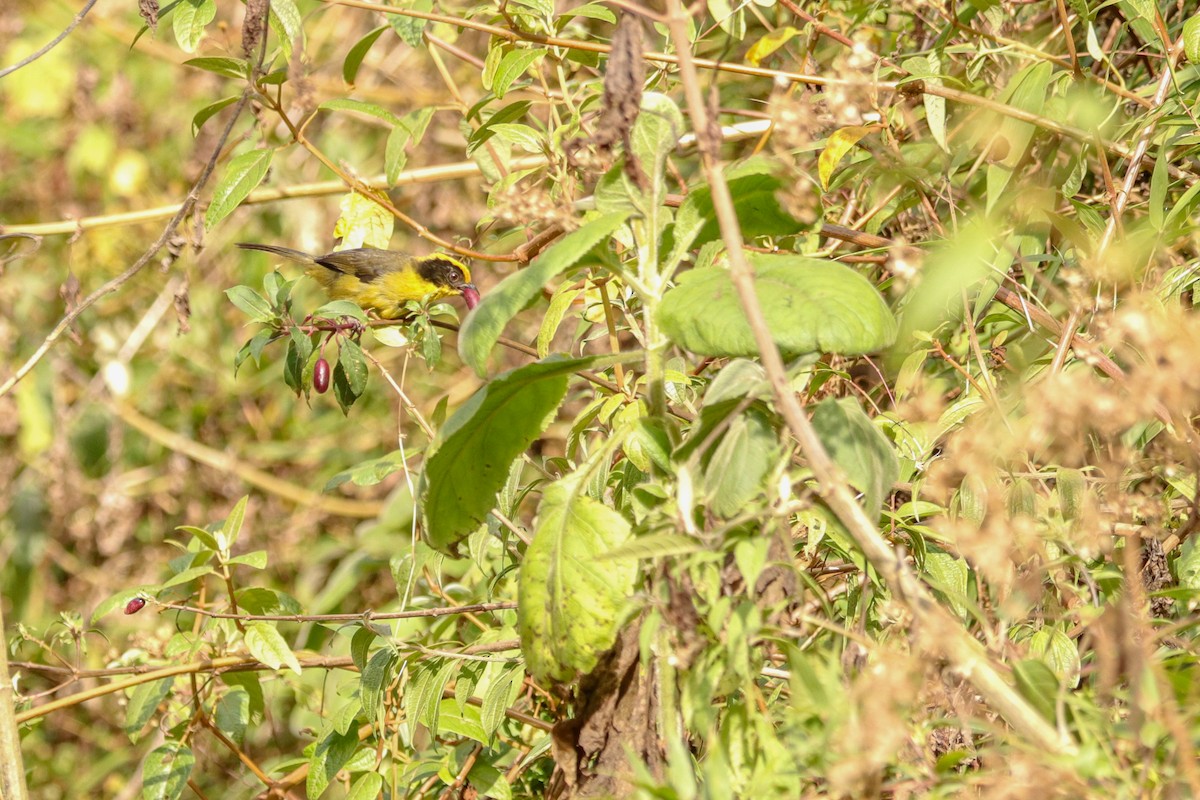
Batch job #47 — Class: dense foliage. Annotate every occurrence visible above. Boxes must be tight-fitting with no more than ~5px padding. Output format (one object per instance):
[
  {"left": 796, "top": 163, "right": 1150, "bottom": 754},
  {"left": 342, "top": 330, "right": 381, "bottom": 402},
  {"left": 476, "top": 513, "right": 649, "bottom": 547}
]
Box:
[{"left": 5, "top": 0, "right": 1200, "bottom": 798}]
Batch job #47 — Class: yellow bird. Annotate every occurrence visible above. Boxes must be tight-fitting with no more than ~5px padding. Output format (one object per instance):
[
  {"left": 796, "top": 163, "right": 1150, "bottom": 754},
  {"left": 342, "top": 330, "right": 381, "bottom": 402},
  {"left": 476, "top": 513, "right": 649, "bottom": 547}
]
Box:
[{"left": 237, "top": 243, "right": 479, "bottom": 319}]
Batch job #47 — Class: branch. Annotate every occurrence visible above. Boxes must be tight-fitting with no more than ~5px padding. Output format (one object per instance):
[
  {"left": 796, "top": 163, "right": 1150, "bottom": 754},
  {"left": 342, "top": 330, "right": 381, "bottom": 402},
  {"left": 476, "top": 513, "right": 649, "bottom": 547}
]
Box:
[{"left": 0, "top": 0, "right": 99, "bottom": 79}]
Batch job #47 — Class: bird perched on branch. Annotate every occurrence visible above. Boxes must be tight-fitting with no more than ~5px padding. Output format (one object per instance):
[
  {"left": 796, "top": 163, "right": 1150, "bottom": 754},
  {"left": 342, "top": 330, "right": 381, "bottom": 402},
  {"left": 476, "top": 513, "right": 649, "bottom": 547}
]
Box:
[{"left": 237, "top": 243, "right": 480, "bottom": 318}]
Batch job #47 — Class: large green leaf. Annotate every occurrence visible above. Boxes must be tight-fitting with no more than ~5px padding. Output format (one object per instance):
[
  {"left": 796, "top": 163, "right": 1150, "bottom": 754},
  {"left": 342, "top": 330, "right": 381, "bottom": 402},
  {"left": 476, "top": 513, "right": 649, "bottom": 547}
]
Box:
[
  {"left": 659, "top": 253, "right": 896, "bottom": 357},
  {"left": 458, "top": 212, "right": 630, "bottom": 375},
  {"left": 810, "top": 397, "right": 899, "bottom": 522},
  {"left": 518, "top": 475, "right": 637, "bottom": 682},
  {"left": 421, "top": 354, "right": 637, "bottom": 555}
]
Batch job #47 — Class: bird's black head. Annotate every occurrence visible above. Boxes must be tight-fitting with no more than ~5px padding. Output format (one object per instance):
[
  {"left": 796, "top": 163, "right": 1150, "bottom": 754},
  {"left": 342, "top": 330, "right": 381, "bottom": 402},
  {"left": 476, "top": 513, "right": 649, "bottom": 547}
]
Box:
[{"left": 417, "top": 256, "right": 473, "bottom": 290}]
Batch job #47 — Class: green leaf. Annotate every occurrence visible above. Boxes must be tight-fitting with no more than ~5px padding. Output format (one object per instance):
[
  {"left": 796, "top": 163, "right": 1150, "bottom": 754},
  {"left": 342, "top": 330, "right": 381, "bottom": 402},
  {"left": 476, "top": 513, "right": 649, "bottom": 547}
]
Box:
[
  {"left": 205, "top": 149, "right": 274, "bottom": 229},
  {"left": 659, "top": 253, "right": 896, "bottom": 358},
  {"left": 220, "top": 672, "right": 265, "bottom": 721},
  {"left": 385, "top": 126, "right": 410, "bottom": 185},
  {"left": 326, "top": 451, "right": 408, "bottom": 490},
  {"left": 436, "top": 699, "right": 489, "bottom": 743},
  {"left": 311, "top": 299, "right": 369, "bottom": 322},
  {"left": 387, "top": 0, "right": 430, "bottom": 47},
  {"left": 222, "top": 495, "right": 248, "bottom": 545},
  {"left": 562, "top": 2, "right": 616, "bottom": 23},
  {"left": 1185, "top": 14, "right": 1200, "bottom": 63},
  {"left": 1149, "top": 136, "right": 1169, "bottom": 231},
  {"left": 1177, "top": 535, "right": 1200, "bottom": 591},
  {"left": 343, "top": 26, "right": 388, "bottom": 85},
  {"left": 922, "top": 546, "right": 971, "bottom": 619},
  {"left": 1028, "top": 626, "right": 1081, "bottom": 688},
  {"left": 319, "top": 97, "right": 401, "bottom": 126},
  {"left": 1056, "top": 468, "right": 1086, "bottom": 521},
  {"left": 306, "top": 727, "right": 359, "bottom": 799},
  {"left": 142, "top": 741, "right": 194, "bottom": 800},
  {"left": 708, "top": 0, "right": 744, "bottom": 38},
  {"left": 480, "top": 665, "right": 521, "bottom": 738},
  {"left": 1013, "top": 659, "right": 1058, "bottom": 722},
  {"left": 244, "top": 622, "right": 302, "bottom": 675},
  {"left": 92, "top": 586, "right": 156, "bottom": 623},
  {"left": 421, "top": 353, "right": 637, "bottom": 555},
  {"left": 488, "top": 47, "right": 547, "bottom": 99},
  {"left": 360, "top": 648, "right": 398, "bottom": 721},
  {"left": 172, "top": 0, "right": 215, "bottom": 54},
  {"left": 468, "top": 762, "right": 513, "bottom": 800},
  {"left": 468, "top": 100, "right": 533, "bottom": 152},
  {"left": 269, "top": 0, "right": 303, "bottom": 59},
  {"left": 347, "top": 773, "right": 384, "bottom": 800},
  {"left": 537, "top": 286, "right": 581, "bottom": 358},
  {"left": 215, "top": 687, "right": 250, "bottom": 744},
  {"left": 160, "top": 565, "right": 214, "bottom": 590},
  {"left": 810, "top": 398, "right": 899, "bottom": 521},
  {"left": 125, "top": 677, "right": 174, "bottom": 741},
  {"left": 458, "top": 211, "right": 630, "bottom": 375},
  {"left": 405, "top": 658, "right": 459, "bottom": 735},
  {"left": 191, "top": 95, "right": 239, "bottom": 136},
  {"left": 334, "top": 338, "right": 369, "bottom": 412},
  {"left": 228, "top": 550, "right": 267, "bottom": 569},
  {"left": 177, "top": 524, "right": 219, "bottom": 551},
  {"left": 284, "top": 328, "right": 313, "bottom": 395},
  {"left": 595, "top": 93, "right": 683, "bottom": 218},
  {"left": 182, "top": 57, "right": 248, "bottom": 79},
  {"left": 699, "top": 406, "right": 778, "bottom": 518},
  {"left": 680, "top": 158, "right": 805, "bottom": 248},
  {"left": 225, "top": 285, "right": 275, "bottom": 324},
  {"left": 518, "top": 474, "right": 637, "bottom": 682}
]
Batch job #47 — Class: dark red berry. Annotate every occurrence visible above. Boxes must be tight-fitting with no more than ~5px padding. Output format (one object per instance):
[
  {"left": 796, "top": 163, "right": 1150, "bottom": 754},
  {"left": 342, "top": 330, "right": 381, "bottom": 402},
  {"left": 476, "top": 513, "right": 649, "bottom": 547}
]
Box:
[
  {"left": 313, "top": 357, "right": 331, "bottom": 393},
  {"left": 124, "top": 597, "right": 146, "bottom": 615}
]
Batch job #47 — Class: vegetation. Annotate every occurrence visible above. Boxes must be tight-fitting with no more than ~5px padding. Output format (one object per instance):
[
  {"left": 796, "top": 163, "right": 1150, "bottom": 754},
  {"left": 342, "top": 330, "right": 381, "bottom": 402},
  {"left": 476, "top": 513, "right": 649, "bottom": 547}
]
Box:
[{"left": 4, "top": 0, "right": 1200, "bottom": 797}]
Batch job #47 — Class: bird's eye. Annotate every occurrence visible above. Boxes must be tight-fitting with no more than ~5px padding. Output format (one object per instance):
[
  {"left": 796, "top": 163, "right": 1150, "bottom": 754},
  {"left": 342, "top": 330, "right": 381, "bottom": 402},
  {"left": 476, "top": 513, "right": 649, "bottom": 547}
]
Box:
[{"left": 449, "top": 268, "right": 461, "bottom": 280}]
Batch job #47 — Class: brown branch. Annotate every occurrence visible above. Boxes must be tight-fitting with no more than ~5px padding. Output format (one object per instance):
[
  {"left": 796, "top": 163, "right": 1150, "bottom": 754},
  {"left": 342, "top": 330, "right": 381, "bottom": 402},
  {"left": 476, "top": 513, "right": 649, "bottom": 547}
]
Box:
[
  {"left": 0, "top": 601, "right": 27, "bottom": 800},
  {"left": 151, "top": 600, "right": 516, "bottom": 624}
]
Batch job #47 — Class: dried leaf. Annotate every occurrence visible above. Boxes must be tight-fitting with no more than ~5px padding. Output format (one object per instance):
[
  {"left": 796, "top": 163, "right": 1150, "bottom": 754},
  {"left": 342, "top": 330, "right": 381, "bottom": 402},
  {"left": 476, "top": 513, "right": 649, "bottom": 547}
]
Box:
[
  {"left": 139, "top": 0, "right": 160, "bottom": 32},
  {"left": 242, "top": 0, "right": 268, "bottom": 57}
]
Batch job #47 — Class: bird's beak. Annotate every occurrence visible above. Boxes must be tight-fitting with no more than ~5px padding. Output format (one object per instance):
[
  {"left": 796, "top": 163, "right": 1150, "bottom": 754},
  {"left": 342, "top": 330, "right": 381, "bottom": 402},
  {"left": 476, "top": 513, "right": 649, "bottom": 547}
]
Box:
[{"left": 461, "top": 283, "right": 480, "bottom": 310}]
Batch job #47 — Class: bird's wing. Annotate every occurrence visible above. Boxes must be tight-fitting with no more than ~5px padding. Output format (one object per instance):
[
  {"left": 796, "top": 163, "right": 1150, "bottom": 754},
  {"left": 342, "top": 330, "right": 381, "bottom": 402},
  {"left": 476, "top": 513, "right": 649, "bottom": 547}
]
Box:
[{"left": 313, "top": 248, "right": 411, "bottom": 282}]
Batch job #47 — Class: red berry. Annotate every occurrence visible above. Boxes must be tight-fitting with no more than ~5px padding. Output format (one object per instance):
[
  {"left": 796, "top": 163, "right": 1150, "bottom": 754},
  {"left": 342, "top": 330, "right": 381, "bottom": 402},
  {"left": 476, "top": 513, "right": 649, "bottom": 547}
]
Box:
[
  {"left": 124, "top": 597, "right": 146, "bottom": 615},
  {"left": 313, "top": 357, "right": 331, "bottom": 393}
]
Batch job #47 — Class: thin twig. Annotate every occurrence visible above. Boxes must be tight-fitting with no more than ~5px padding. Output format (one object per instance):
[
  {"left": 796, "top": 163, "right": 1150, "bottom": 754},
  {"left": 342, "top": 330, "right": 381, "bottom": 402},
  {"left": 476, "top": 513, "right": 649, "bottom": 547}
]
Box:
[
  {"left": 0, "top": 0, "right": 99, "bottom": 79},
  {"left": 150, "top": 599, "right": 516, "bottom": 623}
]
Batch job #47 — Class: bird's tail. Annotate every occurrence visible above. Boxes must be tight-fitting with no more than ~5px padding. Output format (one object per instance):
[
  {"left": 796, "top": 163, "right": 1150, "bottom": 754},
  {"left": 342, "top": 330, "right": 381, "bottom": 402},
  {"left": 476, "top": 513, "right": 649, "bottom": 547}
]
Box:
[{"left": 236, "top": 243, "right": 317, "bottom": 264}]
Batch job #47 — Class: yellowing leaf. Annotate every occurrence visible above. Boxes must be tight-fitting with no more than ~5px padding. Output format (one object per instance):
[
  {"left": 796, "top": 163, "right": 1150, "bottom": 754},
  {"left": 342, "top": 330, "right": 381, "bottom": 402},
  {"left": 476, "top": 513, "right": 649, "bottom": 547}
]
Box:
[
  {"left": 333, "top": 192, "right": 393, "bottom": 249},
  {"left": 818, "top": 125, "right": 877, "bottom": 190},
  {"left": 746, "top": 26, "right": 799, "bottom": 66}
]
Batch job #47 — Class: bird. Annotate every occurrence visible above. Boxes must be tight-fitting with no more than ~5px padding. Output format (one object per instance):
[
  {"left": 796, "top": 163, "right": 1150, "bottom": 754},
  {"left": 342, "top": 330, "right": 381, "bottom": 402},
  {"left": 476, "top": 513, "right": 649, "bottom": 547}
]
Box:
[{"left": 236, "top": 243, "right": 480, "bottom": 318}]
